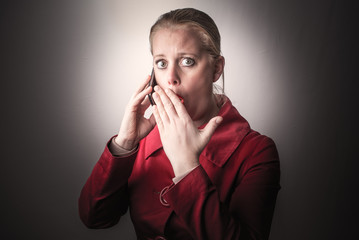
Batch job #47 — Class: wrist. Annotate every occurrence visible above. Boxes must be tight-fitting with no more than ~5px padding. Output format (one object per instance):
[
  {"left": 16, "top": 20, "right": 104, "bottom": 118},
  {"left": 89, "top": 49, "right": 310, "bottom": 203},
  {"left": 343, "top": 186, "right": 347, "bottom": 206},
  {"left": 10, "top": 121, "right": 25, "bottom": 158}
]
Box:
[
  {"left": 172, "top": 158, "right": 199, "bottom": 177},
  {"left": 114, "top": 136, "right": 137, "bottom": 151}
]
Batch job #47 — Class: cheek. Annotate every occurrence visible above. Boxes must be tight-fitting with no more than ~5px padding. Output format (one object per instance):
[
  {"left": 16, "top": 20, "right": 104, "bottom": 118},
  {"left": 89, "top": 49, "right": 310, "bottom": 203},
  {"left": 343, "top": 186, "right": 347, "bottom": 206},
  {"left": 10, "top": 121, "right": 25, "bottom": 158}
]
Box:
[
  {"left": 186, "top": 74, "right": 213, "bottom": 96},
  {"left": 192, "top": 67, "right": 214, "bottom": 87},
  {"left": 153, "top": 72, "right": 166, "bottom": 88}
]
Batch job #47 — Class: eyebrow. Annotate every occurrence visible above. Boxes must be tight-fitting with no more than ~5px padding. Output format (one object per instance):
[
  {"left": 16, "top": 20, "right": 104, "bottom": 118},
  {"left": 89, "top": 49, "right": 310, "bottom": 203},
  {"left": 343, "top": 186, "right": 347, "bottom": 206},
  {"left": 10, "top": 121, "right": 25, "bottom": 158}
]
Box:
[
  {"left": 153, "top": 53, "right": 200, "bottom": 58},
  {"left": 153, "top": 54, "right": 166, "bottom": 58}
]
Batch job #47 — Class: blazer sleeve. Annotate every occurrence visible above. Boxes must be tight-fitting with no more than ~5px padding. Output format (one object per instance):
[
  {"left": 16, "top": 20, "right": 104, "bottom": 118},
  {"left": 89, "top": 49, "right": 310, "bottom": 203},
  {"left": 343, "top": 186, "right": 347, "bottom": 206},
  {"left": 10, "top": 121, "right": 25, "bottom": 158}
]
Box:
[
  {"left": 78, "top": 139, "right": 138, "bottom": 229},
  {"left": 162, "top": 135, "right": 280, "bottom": 240}
]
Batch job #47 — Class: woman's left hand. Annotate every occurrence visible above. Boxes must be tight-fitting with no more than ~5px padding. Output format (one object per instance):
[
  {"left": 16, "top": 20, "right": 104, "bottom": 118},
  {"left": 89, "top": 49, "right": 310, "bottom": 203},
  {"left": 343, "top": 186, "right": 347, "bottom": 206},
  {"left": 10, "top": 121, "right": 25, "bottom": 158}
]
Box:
[{"left": 152, "top": 86, "right": 222, "bottom": 177}]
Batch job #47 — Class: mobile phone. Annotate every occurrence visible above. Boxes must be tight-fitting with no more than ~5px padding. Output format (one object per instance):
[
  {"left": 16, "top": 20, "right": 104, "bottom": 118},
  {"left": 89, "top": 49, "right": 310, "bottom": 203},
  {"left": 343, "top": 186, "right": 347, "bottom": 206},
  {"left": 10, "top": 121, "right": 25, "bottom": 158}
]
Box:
[{"left": 147, "top": 68, "right": 157, "bottom": 105}]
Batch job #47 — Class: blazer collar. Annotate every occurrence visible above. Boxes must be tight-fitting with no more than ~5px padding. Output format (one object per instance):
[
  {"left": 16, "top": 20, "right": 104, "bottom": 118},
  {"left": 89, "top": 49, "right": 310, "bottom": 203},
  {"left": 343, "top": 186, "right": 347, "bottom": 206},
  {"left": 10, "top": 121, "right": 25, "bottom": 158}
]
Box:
[{"left": 144, "top": 97, "right": 250, "bottom": 167}]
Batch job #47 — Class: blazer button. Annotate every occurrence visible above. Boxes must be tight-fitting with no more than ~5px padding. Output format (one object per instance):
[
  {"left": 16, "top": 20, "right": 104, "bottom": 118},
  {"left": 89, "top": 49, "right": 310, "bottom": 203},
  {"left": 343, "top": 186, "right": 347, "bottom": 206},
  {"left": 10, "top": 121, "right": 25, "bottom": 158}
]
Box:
[{"left": 159, "top": 185, "right": 170, "bottom": 207}]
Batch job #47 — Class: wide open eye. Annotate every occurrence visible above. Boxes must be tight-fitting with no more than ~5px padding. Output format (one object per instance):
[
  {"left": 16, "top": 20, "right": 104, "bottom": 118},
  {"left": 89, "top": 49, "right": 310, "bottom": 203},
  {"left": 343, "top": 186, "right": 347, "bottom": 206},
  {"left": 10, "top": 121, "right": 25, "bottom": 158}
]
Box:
[
  {"left": 156, "top": 60, "right": 167, "bottom": 69},
  {"left": 181, "top": 58, "right": 195, "bottom": 67}
]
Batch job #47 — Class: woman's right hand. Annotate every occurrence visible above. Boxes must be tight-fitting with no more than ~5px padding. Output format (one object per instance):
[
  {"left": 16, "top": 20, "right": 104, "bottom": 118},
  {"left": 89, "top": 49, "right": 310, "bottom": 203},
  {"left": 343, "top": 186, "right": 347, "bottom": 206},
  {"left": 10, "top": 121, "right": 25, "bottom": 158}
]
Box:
[{"left": 115, "top": 76, "right": 156, "bottom": 150}]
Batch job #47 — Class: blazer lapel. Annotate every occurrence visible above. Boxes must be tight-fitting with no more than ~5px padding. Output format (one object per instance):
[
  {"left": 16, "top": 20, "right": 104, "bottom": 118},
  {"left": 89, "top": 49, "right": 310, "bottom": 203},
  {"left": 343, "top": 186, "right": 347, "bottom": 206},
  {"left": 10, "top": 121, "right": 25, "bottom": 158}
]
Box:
[{"left": 201, "top": 99, "right": 251, "bottom": 167}]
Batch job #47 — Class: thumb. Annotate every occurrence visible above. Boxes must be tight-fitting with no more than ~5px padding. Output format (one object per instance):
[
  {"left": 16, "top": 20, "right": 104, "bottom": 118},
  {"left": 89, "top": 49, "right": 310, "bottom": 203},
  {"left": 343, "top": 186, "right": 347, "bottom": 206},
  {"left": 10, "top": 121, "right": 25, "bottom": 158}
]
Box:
[{"left": 200, "top": 116, "right": 223, "bottom": 143}]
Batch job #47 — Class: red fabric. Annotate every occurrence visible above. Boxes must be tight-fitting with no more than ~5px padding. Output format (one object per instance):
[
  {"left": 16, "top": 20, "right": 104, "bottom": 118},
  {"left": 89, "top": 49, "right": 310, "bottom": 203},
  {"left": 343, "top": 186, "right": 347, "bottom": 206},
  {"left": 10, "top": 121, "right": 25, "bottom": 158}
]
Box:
[{"left": 79, "top": 99, "right": 280, "bottom": 240}]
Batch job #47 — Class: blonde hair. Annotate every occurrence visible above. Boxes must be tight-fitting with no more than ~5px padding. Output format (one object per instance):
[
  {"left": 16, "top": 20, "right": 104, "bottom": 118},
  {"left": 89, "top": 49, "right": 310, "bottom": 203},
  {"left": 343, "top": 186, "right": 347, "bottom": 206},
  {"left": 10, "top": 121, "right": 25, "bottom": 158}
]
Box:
[{"left": 149, "top": 8, "right": 224, "bottom": 93}]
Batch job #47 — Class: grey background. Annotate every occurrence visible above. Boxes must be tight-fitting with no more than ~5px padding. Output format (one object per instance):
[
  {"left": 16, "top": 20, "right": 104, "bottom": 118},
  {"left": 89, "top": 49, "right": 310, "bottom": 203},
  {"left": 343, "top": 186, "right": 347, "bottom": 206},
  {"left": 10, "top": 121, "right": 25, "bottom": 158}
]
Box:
[{"left": 1, "top": 0, "right": 358, "bottom": 239}]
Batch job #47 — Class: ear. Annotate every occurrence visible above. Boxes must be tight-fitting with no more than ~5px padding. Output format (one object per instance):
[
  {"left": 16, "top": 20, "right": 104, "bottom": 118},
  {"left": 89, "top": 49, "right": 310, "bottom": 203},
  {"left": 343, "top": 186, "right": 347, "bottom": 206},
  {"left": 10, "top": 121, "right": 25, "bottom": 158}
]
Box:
[{"left": 213, "top": 56, "right": 225, "bottom": 82}]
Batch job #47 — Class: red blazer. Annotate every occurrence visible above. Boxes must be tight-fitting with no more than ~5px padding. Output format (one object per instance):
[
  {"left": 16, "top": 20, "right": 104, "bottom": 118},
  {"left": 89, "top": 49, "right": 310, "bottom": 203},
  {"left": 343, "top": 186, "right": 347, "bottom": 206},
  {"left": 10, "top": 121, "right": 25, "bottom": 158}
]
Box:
[{"left": 79, "top": 99, "right": 280, "bottom": 240}]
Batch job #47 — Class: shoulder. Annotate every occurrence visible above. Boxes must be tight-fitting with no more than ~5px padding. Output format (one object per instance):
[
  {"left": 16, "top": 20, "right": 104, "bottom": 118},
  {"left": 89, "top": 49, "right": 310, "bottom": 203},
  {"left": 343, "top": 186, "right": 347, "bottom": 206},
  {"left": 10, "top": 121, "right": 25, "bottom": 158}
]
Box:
[
  {"left": 219, "top": 96, "right": 278, "bottom": 159},
  {"left": 234, "top": 129, "right": 280, "bottom": 186},
  {"left": 242, "top": 130, "right": 278, "bottom": 155}
]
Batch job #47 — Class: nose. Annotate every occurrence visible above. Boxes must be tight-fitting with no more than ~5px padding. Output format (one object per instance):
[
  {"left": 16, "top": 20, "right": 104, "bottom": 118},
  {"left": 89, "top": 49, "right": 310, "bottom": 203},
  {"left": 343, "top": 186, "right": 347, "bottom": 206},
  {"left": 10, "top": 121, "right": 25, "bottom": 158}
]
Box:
[{"left": 166, "top": 65, "right": 180, "bottom": 86}]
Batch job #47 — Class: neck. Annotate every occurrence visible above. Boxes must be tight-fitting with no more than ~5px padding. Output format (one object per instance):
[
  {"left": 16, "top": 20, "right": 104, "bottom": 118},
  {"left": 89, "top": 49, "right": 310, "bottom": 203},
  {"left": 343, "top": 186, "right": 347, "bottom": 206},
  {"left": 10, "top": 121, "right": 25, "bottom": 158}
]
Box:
[{"left": 193, "top": 94, "right": 220, "bottom": 128}]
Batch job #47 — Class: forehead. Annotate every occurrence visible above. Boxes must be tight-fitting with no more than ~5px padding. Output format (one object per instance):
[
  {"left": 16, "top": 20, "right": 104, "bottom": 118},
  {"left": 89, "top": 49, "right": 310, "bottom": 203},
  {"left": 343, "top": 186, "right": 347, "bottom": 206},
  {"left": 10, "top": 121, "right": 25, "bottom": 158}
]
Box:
[{"left": 152, "top": 27, "right": 203, "bottom": 56}]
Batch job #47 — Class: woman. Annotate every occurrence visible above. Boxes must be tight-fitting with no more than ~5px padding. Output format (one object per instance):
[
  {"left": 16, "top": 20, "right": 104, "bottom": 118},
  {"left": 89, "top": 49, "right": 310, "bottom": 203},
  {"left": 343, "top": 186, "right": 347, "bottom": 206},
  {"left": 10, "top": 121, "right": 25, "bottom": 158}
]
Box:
[{"left": 79, "top": 8, "right": 280, "bottom": 240}]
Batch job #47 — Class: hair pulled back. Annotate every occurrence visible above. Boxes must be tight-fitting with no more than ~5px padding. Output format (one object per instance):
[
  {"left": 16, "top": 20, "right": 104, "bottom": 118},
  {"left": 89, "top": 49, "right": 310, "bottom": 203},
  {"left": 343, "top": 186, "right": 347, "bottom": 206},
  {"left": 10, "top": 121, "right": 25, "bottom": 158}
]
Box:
[{"left": 149, "top": 8, "right": 222, "bottom": 60}]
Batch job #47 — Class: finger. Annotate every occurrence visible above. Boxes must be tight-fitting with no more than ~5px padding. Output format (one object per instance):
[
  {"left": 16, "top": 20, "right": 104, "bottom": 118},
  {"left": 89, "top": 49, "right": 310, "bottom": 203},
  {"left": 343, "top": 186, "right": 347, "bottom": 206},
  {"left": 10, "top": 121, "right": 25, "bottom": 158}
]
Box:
[
  {"left": 164, "top": 88, "right": 189, "bottom": 119},
  {"left": 131, "top": 86, "right": 152, "bottom": 108},
  {"left": 152, "top": 91, "right": 170, "bottom": 124},
  {"left": 129, "top": 75, "right": 152, "bottom": 105},
  {"left": 154, "top": 86, "right": 178, "bottom": 117},
  {"left": 152, "top": 105, "right": 164, "bottom": 131},
  {"left": 134, "top": 75, "right": 151, "bottom": 95},
  {"left": 200, "top": 116, "right": 223, "bottom": 143},
  {"left": 140, "top": 93, "right": 152, "bottom": 109}
]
